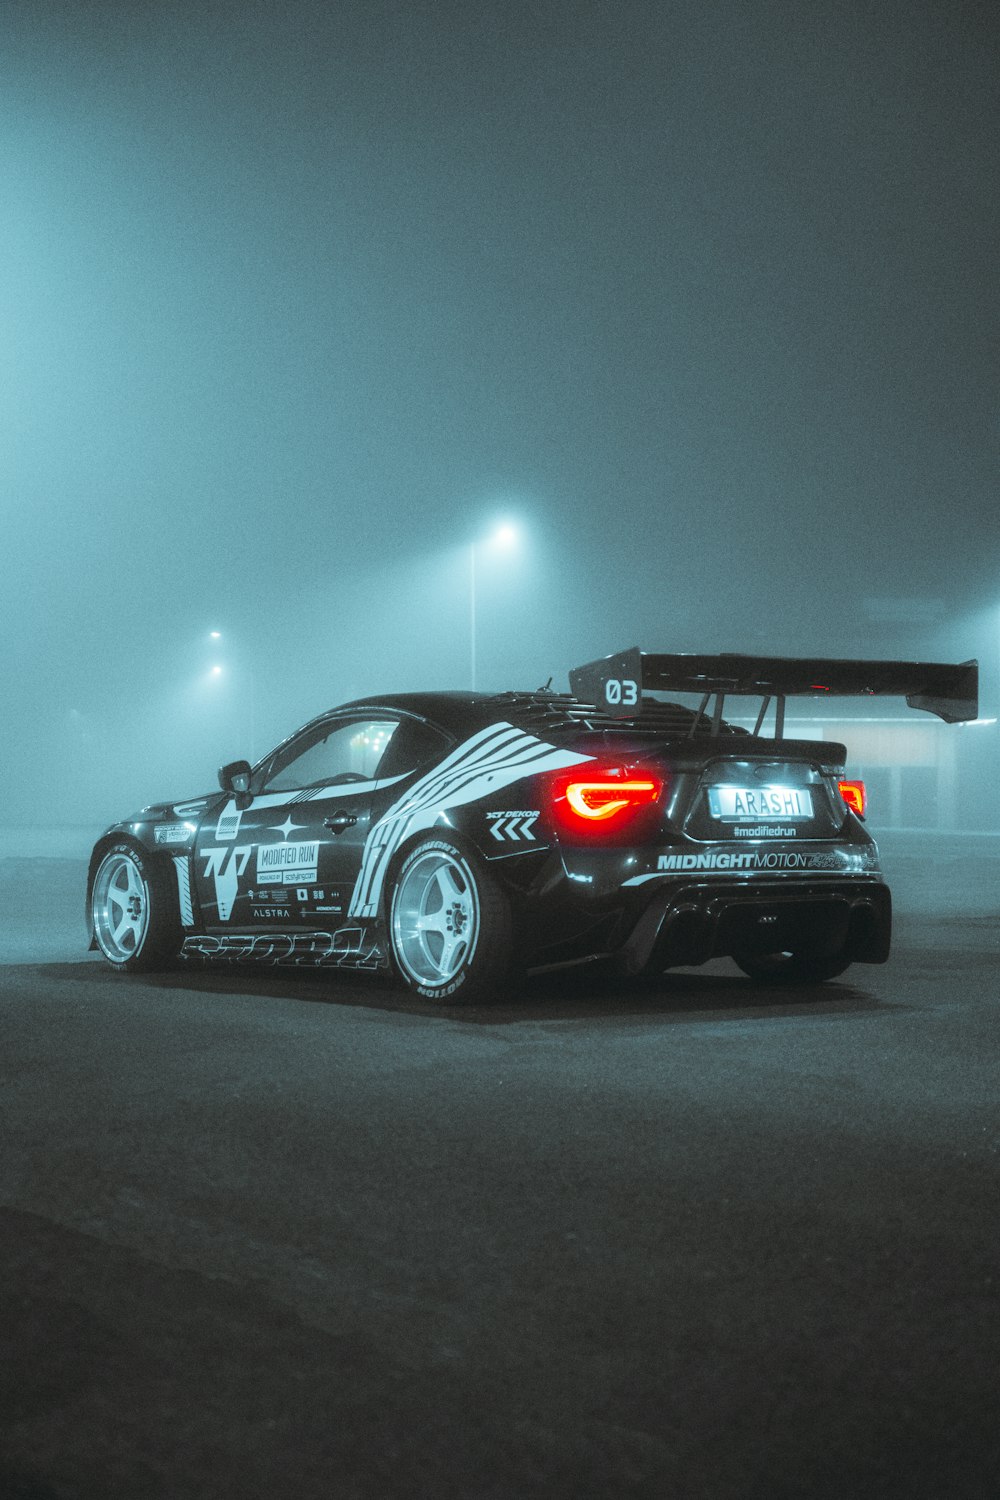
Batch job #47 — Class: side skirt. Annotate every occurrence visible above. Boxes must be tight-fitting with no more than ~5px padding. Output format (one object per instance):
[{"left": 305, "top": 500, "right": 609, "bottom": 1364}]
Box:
[{"left": 181, "top": 926, "right": 386, "bottom": 971}]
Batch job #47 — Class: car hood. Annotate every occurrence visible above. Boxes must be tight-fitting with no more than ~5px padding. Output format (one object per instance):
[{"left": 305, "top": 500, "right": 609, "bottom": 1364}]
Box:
[{"left": 121, "top": 791, "right": 224, "bottom": 827}]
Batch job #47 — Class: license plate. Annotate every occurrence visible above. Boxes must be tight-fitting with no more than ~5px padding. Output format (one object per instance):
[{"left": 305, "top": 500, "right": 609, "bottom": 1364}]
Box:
[{"left": 707, "top": 785, "right": 814, "bottom": 820}]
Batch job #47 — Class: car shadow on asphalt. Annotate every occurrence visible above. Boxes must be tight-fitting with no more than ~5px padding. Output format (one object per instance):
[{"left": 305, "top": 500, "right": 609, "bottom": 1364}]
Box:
[{"left": 32, "top": 955, "right": 884, "bottom": 1026}]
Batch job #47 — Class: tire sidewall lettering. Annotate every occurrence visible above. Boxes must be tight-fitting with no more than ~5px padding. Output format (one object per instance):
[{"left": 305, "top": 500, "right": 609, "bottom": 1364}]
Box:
[
  {"left": 415, "top": 970, "right": 468, "bottom": 1000},
  {"left": 102, "top": 841, "right": 147, "bottom": 873},
  {"left": 400, "top": 838, "right": 460, "bottom": 871}
]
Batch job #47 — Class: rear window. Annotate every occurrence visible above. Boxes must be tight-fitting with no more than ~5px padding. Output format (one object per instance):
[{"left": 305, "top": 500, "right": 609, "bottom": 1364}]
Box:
[{"left": 375, "top": 718, "right": 452, "bottom": 779}]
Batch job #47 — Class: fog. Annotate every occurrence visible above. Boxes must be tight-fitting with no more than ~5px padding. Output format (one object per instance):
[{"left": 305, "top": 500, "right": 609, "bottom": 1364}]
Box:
[{"left": 2, "top": 0, "right": 997, "bottom": 826}]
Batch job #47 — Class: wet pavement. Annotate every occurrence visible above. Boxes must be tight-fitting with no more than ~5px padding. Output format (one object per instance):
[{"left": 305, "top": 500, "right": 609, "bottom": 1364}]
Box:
[{"left": 1, "top": 858, "right": 998, "bottom": 1498}]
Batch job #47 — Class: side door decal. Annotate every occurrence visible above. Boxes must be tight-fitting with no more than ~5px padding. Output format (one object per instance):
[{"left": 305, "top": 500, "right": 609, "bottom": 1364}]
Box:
[{"left": 202, "top": 845, "right": 254, "bottom": 921}]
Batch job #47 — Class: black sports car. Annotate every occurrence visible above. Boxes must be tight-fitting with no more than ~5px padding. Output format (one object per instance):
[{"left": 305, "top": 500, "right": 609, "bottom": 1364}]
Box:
[{"left": 87, "top": 648, "right": 977, "bottom": 1003}]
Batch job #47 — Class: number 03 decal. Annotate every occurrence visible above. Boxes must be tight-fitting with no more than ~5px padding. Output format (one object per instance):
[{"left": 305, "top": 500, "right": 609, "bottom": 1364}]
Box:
[{"left": 605, "top": 678, "right": 639, "bottom": 706}]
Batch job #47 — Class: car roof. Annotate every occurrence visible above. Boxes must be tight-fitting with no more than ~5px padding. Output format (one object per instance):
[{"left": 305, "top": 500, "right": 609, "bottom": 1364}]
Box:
[
  {"left": 267, "top": 690, "right": 837, "bottom": 764},
  {"left": 336, "top": 690, "right": 520, "bottom": 737},
  {"left": 335, "top": 690, "right": 733, "bottom": 741}
]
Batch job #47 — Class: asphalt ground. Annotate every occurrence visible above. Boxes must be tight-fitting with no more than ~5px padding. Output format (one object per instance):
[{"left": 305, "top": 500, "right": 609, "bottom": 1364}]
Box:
[{"left": 1, "top": 858, "right": 998, "bottom": 1499}]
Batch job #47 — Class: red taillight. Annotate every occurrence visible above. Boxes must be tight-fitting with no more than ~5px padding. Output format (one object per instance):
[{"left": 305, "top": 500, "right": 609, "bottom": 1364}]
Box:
[
  {"left": 838, "top": 779, "right": 867, "bottom": 818},
  {"left": 551, "top": 766, "right": 664, "bottom": 838},
  {"left": 565, "top": 778, "right": 660, "bottom": 821}
]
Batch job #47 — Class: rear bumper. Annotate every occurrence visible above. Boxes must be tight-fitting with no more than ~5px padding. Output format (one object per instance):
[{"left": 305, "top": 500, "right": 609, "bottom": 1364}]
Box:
[{"left": 616, "top": 877, "right": 892, "bottom": 975}]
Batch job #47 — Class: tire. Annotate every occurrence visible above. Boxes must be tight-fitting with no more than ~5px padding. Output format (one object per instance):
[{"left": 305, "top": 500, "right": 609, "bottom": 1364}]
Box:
[
  {"left": 732, "top": 949, "right": 852, "bottom": 985},
  {"left": 388, "top": 836, "right": 512, "bottom": 1004},
  {"left": 91, "top": 842, "right": 182, "bottom": 971}
]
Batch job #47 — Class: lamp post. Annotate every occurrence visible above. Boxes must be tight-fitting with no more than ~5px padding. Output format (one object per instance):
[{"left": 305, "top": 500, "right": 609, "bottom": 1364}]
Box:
[
  {"left": 469, "top": 544, "right": 477, "bottom": 691},
  {"left": 469, "top": 523, "right": 518, "bottom": 690}
]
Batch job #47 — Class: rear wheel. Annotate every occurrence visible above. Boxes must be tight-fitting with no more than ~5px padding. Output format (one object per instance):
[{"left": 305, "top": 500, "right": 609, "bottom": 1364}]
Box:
[
  {"left": 389, "top": 836, "right": 512, "bottom": 1003},
  {"left": 91, "top": 843, "right": 182, "bottom": 971},
  {"left": 732, "top": 949, "right": 852, "bottom": 985}
]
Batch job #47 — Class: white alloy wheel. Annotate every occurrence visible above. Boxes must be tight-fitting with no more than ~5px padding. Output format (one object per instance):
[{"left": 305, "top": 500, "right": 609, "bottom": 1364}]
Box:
[
  {"left": 93, "top": 849, "right": 151, "bottom": 963},
  {"left": 389, "top": 836, "right": 513, "bottom": 1003},
  {"left": 392, "top": 845, "right": 481, "bottom": 989},
  {"left": 91, "top": 842, "right": 182, "bottom": 971}
]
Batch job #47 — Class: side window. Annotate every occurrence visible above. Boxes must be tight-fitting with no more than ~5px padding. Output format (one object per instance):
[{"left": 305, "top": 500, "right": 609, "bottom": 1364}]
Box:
[
  {"left": 375, "top": 718, "right": 451, "bottom": 779},
  {"left": 263, "top": 719, "right": 399, "bottom": 792}
]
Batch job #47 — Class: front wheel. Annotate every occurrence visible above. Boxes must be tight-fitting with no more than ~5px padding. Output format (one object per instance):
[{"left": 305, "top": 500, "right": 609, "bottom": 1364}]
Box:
[
  {"left": 732, "top": 949, "right": 852, "bottom": 985},
  {"left": 388, "top": 837, "right": 512, "bottom": 1003},
  {"left": 91, "top": 843, "right": 182, "bottom": 971}
]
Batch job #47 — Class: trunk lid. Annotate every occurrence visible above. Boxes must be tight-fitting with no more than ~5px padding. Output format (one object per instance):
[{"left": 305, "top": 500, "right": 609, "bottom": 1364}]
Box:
[{"left": 664, "top": 740, "right": 849, "bottom": 842}]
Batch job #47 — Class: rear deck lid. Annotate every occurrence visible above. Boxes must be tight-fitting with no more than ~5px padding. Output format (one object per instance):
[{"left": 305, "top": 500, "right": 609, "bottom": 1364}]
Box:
[{"left": 681, "top": 755, "right": 846, "bottom": 842}]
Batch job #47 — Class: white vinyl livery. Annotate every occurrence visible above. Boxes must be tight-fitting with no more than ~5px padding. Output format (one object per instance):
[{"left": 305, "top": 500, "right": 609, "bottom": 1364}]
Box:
[{"left": 348, "top": 722, "right": 591, "bottom": 920}]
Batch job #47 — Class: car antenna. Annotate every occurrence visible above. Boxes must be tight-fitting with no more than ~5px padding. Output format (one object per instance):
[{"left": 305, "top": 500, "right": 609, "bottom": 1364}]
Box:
[{"left": 535, "top": 676, "right": 554, "bottom": 693}]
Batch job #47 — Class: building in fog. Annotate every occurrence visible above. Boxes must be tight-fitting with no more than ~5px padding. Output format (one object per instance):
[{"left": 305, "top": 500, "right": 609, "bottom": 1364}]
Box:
[{"left": 784, "top": 714, "right": 1000, "bottom": 834}]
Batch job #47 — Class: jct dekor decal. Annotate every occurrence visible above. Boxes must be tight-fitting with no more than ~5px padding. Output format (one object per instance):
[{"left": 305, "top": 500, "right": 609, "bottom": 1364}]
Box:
[{"left": 487, "top": 811, "right": 540, "bottom": 841}]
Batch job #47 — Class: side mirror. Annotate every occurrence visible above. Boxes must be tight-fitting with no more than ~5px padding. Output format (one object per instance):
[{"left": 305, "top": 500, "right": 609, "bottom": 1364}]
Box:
[{"left": 218, "top": 759, "right": 253, "bottom": 806}]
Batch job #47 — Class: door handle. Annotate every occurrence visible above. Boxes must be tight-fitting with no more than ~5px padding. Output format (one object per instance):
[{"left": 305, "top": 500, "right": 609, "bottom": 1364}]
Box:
[{"left": 324, "top": 811, "right": 358, "bottom": 833}]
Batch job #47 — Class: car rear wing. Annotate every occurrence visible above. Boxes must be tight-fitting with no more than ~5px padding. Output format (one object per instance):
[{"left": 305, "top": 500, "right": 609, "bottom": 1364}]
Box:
[{"left": 568, "top": 648, "right": 979, "bottom": 735}]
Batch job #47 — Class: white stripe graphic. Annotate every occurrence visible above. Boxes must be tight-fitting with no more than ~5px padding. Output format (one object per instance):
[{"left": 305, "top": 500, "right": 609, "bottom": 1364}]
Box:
[
  {"left": 248, "top": 772, "right": 407, "bottom": 811},
  {"left": 347, "top": 723, "right": 592, "bottom": 919},
  {"left": 489, "top": 814, "right": 539, "bottom": 842},
  {"left": 173, "top": 856, "right": 195, "bottom": 927}
]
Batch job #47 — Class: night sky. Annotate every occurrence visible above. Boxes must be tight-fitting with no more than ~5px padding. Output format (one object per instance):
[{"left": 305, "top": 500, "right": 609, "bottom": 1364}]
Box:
[{"left": 2, "top": 0, "right": 997, "bottom": 821}]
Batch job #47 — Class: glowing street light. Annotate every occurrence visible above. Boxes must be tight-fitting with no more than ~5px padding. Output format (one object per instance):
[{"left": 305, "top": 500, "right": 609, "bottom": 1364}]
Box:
[
  {"left": 204, "top": 628, "right": 256, "bottom": 757},
  {"left": 207, "top": 628, "right": 224, "bottom": 678},
  {"left": 469, "top": 522, "right": 519, "bottom": 690}
]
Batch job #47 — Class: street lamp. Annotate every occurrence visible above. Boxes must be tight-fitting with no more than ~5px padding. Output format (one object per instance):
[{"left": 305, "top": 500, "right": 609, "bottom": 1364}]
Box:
[{"left": 469, "top": 523, "right": 519, "bottom": 690}]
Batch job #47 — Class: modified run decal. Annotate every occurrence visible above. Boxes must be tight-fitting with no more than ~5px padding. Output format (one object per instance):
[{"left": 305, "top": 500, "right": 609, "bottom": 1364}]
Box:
[{"left": 256, "top": 842, "right": 319, "bottom": 885}]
